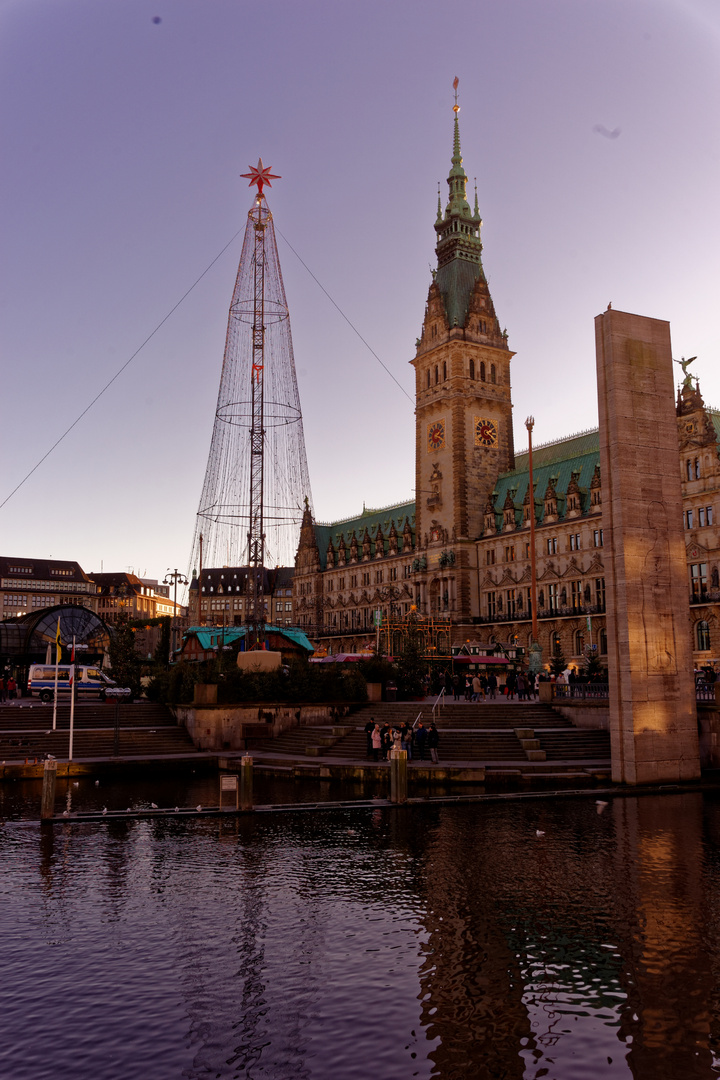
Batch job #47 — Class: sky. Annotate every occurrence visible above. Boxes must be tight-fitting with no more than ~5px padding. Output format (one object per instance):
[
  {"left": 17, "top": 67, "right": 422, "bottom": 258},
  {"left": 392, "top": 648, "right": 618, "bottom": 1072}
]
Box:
[{"left": 2, "top": 0, "right": 719, "bottom": 594}]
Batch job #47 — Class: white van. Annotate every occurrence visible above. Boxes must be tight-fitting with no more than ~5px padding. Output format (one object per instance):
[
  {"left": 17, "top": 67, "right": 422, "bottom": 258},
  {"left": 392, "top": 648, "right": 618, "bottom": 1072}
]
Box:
[{"left": 27, "top": 665, "right": 117, "bottom": 702}]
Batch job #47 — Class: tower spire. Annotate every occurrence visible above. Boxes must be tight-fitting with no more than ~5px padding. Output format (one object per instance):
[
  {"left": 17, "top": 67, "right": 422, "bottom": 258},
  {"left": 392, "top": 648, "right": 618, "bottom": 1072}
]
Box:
[{"left": 432, "top": 78, "right": 484, "bottom": 328}]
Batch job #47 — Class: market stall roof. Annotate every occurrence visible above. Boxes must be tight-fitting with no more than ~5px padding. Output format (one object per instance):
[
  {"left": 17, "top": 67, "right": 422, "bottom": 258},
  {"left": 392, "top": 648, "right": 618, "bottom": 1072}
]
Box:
[{"left": 452, "top": 655, "right": 509, "bottom": 664}]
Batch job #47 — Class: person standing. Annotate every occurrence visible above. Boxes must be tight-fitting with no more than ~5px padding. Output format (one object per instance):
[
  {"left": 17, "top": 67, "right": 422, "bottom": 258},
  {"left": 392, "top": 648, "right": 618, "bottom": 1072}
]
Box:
[
  {"left": 364, "top": 716, "right": 376, "bottom": 759},
  {"left": 472, "top": 674, "right": 482, "bottom": 702},
  {"left": 371, "top": 724, "right": 382, "bottom": 762},
  {"left": 401, "top": 722, "right": 413, "bottom": 760},
  {"left": 427, "top": 723, "right": 440, "bottom": 764},
  {"left": 487, "top": 672, "right": 497, "bottom": 699},
  {"left": 415, "top": 722, "right": 428, "bottom": 761}
]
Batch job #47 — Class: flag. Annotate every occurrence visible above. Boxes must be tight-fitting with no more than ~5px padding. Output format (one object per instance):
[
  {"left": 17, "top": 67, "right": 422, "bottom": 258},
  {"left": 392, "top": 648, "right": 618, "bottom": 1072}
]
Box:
[{"left": 55, "top": 618, "right": 61, "bottom": 658}]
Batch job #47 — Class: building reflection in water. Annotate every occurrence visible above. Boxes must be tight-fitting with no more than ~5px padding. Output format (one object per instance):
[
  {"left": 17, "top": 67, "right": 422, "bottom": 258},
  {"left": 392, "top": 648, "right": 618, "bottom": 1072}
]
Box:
[
  {"left": 413, "top": 795, "right": 720, "bottom": 1079},
  {"left": 17, "top": 789, "right": 720, "bottom": 1078}
]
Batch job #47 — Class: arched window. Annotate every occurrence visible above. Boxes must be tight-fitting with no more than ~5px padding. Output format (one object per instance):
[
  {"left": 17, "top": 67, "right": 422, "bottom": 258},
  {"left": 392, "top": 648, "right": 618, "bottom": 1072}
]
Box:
[
  {"left": 435, "top": 365, "right": 439, "bottom": 385},
  {"left": 490, "top": 364, "right": 496, "bottom": 384},
  {"left": 687, "top": 460, "right": 693, "bottom": 481},
  {"left": 697, "top": 621, "right": 711, "bottom": 651},
  {"left": 469, "top": 358, "right": 475, "bottom": 379},
  {"left": 574, "top": 629, "right": 585, "bottom": 655},
  {"left": 443, "top": 361, "right": 447, "bottom": 381},
  {"left": 599, "top": 628, "right": 608, "bottom": 655},
  {"left": 551, "top": 631, "right": 561, "bottom": 653},
  {"left": 480, "top": 361, "right": 486, "bottom": 382}
]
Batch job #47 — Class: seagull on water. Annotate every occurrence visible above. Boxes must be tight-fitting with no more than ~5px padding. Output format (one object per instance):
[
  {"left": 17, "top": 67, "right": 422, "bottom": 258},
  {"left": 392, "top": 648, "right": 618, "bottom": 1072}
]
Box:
[{"left": 536, "top": 829, "right": 545, "bottom": 838}]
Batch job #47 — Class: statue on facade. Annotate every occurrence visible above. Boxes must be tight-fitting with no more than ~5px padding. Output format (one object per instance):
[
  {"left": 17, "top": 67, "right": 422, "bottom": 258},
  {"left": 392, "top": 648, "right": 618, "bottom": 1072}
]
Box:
[{"left": 674, "top": 355, "right": 697, "bottom": 388}]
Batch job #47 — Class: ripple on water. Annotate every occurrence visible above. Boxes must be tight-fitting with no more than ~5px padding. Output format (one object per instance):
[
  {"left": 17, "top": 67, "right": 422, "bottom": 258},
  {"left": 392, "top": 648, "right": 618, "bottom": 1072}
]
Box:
[{"left": 2, "top": 795, "right": 720, "bottom": 1078}]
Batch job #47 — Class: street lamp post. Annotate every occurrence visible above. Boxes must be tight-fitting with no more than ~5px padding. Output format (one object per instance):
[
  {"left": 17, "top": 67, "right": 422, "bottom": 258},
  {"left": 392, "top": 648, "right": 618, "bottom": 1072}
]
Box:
[
  {"left": 525, "top": 416, "right": 542, "bottom": 677},
  {"left": 164, "top": 569, "right": 188, "bottom": 662}
]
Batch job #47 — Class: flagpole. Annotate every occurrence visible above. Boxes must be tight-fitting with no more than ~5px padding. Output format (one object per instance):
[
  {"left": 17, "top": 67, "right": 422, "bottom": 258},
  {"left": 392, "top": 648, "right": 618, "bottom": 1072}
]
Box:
[
  {"left": 53, "top": 617, "right": 61, "bottom": 731},
  {"left": 68, "top": 635, "right": 76, "bottom": 762}
]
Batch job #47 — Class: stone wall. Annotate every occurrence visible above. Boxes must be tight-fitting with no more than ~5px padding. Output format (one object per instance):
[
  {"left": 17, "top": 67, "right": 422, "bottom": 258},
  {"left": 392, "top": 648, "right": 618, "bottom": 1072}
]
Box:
[{"left": 174, "top": 702, "right": 350, "bottom": 752}]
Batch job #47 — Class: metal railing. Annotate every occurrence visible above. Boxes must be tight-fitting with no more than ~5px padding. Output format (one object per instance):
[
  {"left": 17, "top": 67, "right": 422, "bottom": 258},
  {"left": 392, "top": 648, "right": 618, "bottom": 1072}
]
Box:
[
  {"left": 553, "top": 681, "right": 716, "bottom": 704},
  {"left": 552, "top": 682, "right": 609, "bottom": 701},
  {"left": 431, "top": 687, "right": 446, "bottom": 723}
]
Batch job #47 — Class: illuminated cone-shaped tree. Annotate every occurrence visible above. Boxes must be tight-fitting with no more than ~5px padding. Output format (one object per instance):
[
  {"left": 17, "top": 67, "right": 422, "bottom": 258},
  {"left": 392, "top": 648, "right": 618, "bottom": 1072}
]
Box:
[{"left": 189, "top": 162, "right": 313, "bottom": 634}]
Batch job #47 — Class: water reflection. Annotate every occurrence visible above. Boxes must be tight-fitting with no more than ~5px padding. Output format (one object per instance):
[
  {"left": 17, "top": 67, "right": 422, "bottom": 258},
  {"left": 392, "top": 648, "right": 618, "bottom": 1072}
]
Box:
[{"left": 3, "top": 792, "right": 720, "bottom": 1078}]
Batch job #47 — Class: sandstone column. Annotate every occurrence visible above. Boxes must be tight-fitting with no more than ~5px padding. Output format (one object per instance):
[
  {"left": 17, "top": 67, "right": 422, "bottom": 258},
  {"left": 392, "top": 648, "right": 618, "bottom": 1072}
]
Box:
[{"left": 595, "top": 308, "right": 699, "bottom": 783}]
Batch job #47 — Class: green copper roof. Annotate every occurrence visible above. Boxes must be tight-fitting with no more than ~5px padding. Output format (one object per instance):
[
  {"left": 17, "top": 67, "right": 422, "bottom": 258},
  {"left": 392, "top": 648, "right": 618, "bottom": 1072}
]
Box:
[
  {"left": 314, "top": 500, "right": 416, "bottom": 570},
  {"left": 434, "top": 107, "right": 484, "bottom": 330},
  {"left": 184, "top": 624, "right": 314, "bottom": 653},
  {"left": 489, "top": 429, "right": 601, "bottom": 533}
]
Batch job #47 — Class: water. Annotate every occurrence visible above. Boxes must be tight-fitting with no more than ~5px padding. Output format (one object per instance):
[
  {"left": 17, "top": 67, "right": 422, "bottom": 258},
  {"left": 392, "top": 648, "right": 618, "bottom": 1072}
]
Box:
[{"left": 3, "top": 781, "right": 720, "bottom": 1079}]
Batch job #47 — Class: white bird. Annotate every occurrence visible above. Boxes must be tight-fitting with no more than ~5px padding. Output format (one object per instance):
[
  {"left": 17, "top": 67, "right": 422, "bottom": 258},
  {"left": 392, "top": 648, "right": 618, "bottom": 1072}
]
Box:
[
  {"left": 151, "top": 802, "right": 158, "bottom": 809},
  {"left": 73, "top": 781, "right": 79, "bottom": 787},
  {"left": 536, "top": 829, "right": 545, "bottom": 838},
  {"left": 174, "top": 807, "right": 179, "bottom": 812},
  {"left": 596, "top": 800, "right": 609, "bottom": 814},
  {"left": 126, "top": 807, "right": 131, "bottom": 812},
  {"left": 95, "top": 780, "right": 100, "bottom": 787},
  {"left": 45, "top": 730, "right": 51, "bottom": 735},
  {"left": 102, "top": 807, "right": 107, "bottom": 815},
  {"left": 62, "top": 810, "right": 69, "bottom": 817},
  {"left": 196, "top": 805, "right": 202, "bottom": 812}
]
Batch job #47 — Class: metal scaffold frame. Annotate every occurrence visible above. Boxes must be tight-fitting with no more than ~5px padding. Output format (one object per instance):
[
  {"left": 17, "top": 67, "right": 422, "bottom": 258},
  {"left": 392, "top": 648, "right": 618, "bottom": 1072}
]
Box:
[{"left": 189, "top": 162, "right": 313, "bottom": 639}]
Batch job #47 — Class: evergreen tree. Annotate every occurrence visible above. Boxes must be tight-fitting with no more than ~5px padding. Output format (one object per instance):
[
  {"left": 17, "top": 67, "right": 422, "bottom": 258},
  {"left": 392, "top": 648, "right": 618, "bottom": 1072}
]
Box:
[
  {"left": 153, "top": 616, "right": 172, "bottom": 666},
  {"left": 108, "top": 609, "right": 142, "bottom": 698},
  {"left": 550, "top": 641, "right": 566, "bottom": 676},
  {"left": 395, "top": 609, "right": 427, "bottom": 698},
  {"left": 583, "top": 647, "right": 605, "bottom": 682}
]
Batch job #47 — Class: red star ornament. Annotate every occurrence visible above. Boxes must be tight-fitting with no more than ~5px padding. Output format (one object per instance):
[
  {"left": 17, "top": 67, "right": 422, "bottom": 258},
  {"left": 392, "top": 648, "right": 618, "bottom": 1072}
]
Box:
[{"left": 240, "top": 158, "right": 281, "bottom": 196}]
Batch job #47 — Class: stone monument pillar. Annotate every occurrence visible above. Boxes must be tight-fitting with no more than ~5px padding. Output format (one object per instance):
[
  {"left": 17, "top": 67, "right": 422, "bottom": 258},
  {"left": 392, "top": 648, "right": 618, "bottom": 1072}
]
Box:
[{"left": 595, "top": 308, "right": 700, "bottom": 783}]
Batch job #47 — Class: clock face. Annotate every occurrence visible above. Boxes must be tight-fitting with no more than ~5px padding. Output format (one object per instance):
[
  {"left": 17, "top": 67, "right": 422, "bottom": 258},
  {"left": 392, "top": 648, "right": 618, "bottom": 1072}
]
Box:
[
  {"left": 427, "top": 419, "right": 446, "bottom": 452},
  {"left": 475, "top": 416, "right": 498, "bottom": 447}
]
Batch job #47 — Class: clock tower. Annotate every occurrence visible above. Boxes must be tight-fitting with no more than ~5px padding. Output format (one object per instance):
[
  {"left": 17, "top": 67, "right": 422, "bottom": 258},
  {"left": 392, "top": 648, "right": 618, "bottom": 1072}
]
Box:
[{"left": 411, "top": 84, "right": 515, "bottom": 624}]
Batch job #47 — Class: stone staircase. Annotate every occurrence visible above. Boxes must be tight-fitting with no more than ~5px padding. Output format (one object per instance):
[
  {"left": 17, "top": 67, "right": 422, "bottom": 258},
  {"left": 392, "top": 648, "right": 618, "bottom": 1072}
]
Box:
[
  {"left": 248, "top": 700, "right": 611, "bottom": 772},
  {"left": 350, "top": 702, "right": 576, "bottom": 730},
  {"left": 0, "top": 703, "right": 198, "bottom": 762}
]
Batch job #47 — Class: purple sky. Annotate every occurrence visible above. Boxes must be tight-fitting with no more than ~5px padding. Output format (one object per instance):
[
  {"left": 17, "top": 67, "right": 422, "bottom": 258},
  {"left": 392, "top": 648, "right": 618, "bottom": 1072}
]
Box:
[{"left": 2, "top": 0, "right": 719, "bottom": 589}]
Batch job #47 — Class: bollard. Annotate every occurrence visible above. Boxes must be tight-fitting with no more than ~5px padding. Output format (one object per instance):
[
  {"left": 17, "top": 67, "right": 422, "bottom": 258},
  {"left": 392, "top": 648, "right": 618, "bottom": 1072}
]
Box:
[
  {"left": 240, "top": 754, "right": 253, "bottom": 811},
  {"left": 390, "top": 749, "right": 408, "bottom": 804},
  {"left": 40, "top": 759, "right": 58, "bottom": 820}
]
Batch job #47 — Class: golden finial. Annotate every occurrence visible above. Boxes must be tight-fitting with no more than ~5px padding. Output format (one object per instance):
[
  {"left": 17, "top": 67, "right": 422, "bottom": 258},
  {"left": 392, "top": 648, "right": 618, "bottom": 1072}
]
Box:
[{"left": 453, "top": 76, "right": 460, "bottom": 114}]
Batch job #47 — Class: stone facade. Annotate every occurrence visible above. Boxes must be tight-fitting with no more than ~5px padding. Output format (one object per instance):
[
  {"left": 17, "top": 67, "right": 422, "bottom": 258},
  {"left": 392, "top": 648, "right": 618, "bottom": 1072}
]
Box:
[{"left": 596, "top": 308, "right": 699, "bottom": 782}]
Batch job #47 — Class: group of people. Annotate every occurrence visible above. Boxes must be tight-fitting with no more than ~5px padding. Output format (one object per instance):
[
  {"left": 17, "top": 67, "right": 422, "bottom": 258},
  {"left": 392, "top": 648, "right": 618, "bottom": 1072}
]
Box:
[
  {"left": 364, "top": 718, "right": 440, "bottom": 763},
  {"left": 436, "top": 671, "right": 540, "bottom": 702},
  {"left": 0, "top": 674, "right": 18, "bottom": 702}
]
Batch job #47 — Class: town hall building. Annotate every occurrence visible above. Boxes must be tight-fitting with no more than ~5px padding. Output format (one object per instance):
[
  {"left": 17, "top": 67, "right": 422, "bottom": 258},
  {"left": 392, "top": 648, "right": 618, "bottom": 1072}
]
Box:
[{"left": 294, "top": 99, "right": 720, "bottom": 671}]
